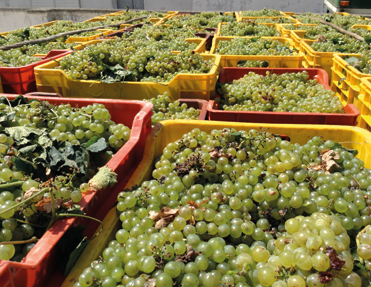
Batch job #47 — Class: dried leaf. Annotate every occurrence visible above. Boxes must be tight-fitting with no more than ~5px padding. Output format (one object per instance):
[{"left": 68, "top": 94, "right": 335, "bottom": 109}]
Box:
[
  {"left": 318, "top": 272, "right": 333, "bottom": 283},
  {"left": 35, "top": 197, "right": 63, "bottom": 213},
  {"left": 149, "top": 207, "right": 179, "bottom": 229},
  {"left": 23, "top": 187, "right": 39, "bottom": 200},
  {"left": 307, "top": 150, "right": 341, "bottom": 174},
  {"left": 144, "top": 279, "right": 156, "bottom": 287},
  {"left": 326, "top": 246, "right": 345, "bottom": 271},
  {"left": 317, "top": 35, "right": 326, "bottom": 42}
]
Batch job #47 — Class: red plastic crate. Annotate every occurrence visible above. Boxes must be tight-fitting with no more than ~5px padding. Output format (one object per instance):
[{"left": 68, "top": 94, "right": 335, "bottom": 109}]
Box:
[
  {"left": 179, "top": 99, "right": 208, "bottom": 120},
  {"left": 0, "top": 50, "right": 73, "bottom": 94},
  {"left": 208, "top": 67, "right": 360, "bottom": 126},
  {"left": 0, "top": 93, "right": 152, "bottom": 287},
  {"left": 0, "top": 263, "right": 14, "bottom": 287}
]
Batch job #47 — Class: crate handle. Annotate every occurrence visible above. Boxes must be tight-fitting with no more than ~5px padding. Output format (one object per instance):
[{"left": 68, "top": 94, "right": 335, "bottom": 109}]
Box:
[{"left": 25, "top": 92, "right": 63, "bottom": 98}]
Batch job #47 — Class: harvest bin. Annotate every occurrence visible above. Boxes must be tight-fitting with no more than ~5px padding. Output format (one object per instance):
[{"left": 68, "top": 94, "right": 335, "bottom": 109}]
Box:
[
  {"left": 34, "top": 54, "right": 220, "bottom": 101},
  {"left": 331, "top": 54, "right": 370, "bottom": 107},
  {"left": 62, "top": 120, "right": 371, "bottom": 287},
  {"left": 178, "top": 99, "right": 208, "bottom": 120},
  {"left": 0, "top": 263, "right": 14, "bottom": 287},
  {"left": 0, "top": 93, "right": 152, "bottom": 287},
  {"left": 354, "top": 78, "right": 371, "bottom": 131},
  {"left": 208, "top": 67, "right": 359, "bottom": 126},
  {"left": 0, "top": 49, "right": 73, "bottom": 94},
  {"left": 210, "top": 36, "right": 304, "bottom": 68}
]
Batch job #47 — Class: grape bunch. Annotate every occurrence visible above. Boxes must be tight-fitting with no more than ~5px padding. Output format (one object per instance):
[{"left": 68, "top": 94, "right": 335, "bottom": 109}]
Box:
[
  {"left": 0, "top": 42, "right": 74, "bottom": 67},
  {"left": 216, "top": 71, "right": 344, "bottom": 113},
  {"left": 296, "top": 13, "right": 371, "bottom": 29},
  {"left": 348, "top": 27, "right": 371, "bottom": 38},
  {"left": 58, "top": 39, "right": 213, "bottom": 83},
  {"left": 240, "top": 9, "right": 282, "bottom": 17},
  {"left": 219, "top": 22, "right": 279, "bottom": 37},
  {"left": 237, "top": 60, "right": 270, "bottom": 68},
  {"left": 126, "top": 25, "right": 200, "bottom": 41},
  {"left": 0, "top": 97, "right": 130, "bottom": 149},
  {"left": 215, "top": 38, "right": 298, "bottom": 56},
  {"left": 310, "top": 35, "right": 369, "bottom": 53},
  {"left": 343, "top": 52, "right": 371, "bottom": 75},
  {"left": 253, "top": 17, "right": 294, "bottom": 24},
  {"left": 73, "top": 126, "right": 371, "bottom": 287},
  {"left": 145, "top": 93, "right": 201, "bottom": 125},
  {"left": 0, "top": 96, "right": 129, "bottom": 263},
  {"left": 164, "top": 12, "right": 236, "bottom": 29},
  {"left": 282, "top": 24, "right": 337, "bottom": 40}
]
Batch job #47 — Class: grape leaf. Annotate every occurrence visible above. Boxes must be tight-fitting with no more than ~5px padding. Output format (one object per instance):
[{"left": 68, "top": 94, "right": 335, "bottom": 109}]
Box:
[
  {"left": 345, "top": 56, "right": 360, "bottom": 65},
  {"left": 251, "top": 37, "right": 261, "bottom": 42},
  {"left": 365, "top": 36, "right": 371, "bottom": 44},
  {"left": 9, "top": 95, "right": 28, "bottom": 106},
  {"left": 87, "top": 138, "right": 107, "bottom": 153},
  {"left": 332, "top": 142, "right": 358, "bottom": 156},
  {"left": 336, "top": 47, "right": 348, "bottom": 53},
  {"left": 14, "top": 157, "right": 36, "bottom": 174}
]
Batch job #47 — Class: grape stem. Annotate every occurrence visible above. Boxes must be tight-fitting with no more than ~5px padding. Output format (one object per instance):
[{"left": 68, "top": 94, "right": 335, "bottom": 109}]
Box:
[
  {"left": 0, "top": 187, "right": 48, "bottom": 217},
  {"left": 0, "top": 181, "right": 24, "bottom": 190},
  {"left": 0, "top": 236, "right": 38, "bottom": 245},
  {"left": 57, "top": 213, "right": 103, "bottom": 241}
]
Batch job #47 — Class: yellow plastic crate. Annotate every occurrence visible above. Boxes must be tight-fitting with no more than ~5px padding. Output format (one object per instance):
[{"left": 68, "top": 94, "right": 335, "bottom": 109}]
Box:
[
  {"left": 35, "top": 53, "right": 220, "bottom": 100},
  {"left": 355, "top": 78, "right": 371, "bottom": 131},
  {"left": 300, "top": 39, "right": 359, "bottom": 81},
  {"left": 237, "top": 13, "right": 298, "bottom": 24},
  {"left": 210, "top": 36, "right": 303, "bottom": 68},
  {"left": 352, "top": 24, "right": 371, "bottom": 31},
  {"left": 331, "top": 53, "right": 371, "bottom": 107},
  {"left": 72, "top": 37, "right": 207, "bottom": 54},
  {"left": 216, "top": 22, "right": 279, "bottom": 36},
  {"left": 64, "top": 29, "right": 113, "bottom": 43},
  {"left": 277, "top": 23, "right": 318, "bottom": 38},
  {"left": 62, "top": 119, "right": 371, "bottom": 287},
  {"left": 334, "top": 12, "right": 350, "bottom": 16},
  {"left": 281, "top": 12, "right": 296, "bottom": 17},
  {"left": 84, "top": 16, "right": 107, "bottom": 23},
  {"left": 290, "top": 30, "right": 317, "bottom": 50},
  {"left": 30, "top": 20, "right": 72, "bottom": 28}
]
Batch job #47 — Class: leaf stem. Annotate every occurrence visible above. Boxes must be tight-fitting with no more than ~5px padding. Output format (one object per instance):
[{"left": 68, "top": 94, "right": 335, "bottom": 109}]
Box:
[
  {"left": 46, "top": 189, "right": 57, "bottom": 230},
  {"left": 57, "top": 213, "right": 103, "bottom": 241},
  {"left": 0, "top": 187, "right": 48, "bottom": 217}
]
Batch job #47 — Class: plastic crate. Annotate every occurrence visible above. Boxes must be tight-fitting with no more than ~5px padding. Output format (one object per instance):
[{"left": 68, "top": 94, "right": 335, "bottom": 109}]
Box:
[
  {"left": 352, "top": 24, "right": 371, "bottom": 31},
  {"left": 30, "top": 20, "right": 72, "bottom": 28},
  {"left": 236, "top": 12, "right": 298, "bottom": 24},
  {"left": 178, "top": 99, "right": 208, "bottom": 120},
  {"left": 97, "top": 30, "right": 207, "bottom": 54},
  {"left": 0, "top": 263, "right": 14, "bottom": 287},
  {"left": 65, "top": 29, "right": 114, "bottom": 43},
  {"left": 217, "top": 22, "right": 280, "bottom": 36},
  {"left": 354, "top": 78, "right": 371, "bottom": 131},
  {"left": 291, "top": 30, "right": 316, "bottom": 49},
  {"left": 208, "top": 67, "right": 358, "bottom": 125},
  {"left": 0, "top": 49, "right": 73, "bottom": 94},
  {"left": 35, "top": 54, "right": 220, "bottom": 101},
  {"left": 61, "top": 119, "right": 371, "bottom": 287},
  {"left": 300, "top": 39, "right": 359, "bottom": 81},
  {"left": 210, "top": 36, "right": 303, "bottom": 68},
  {"left": 84, "top": 17, "right": 107, "bottom": 23},
  {"left": 331, "top": 54, "right": 370, "bottom": 107},
  {"left": 0, "top": 93, "right": 152, "bottom": 287}
]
